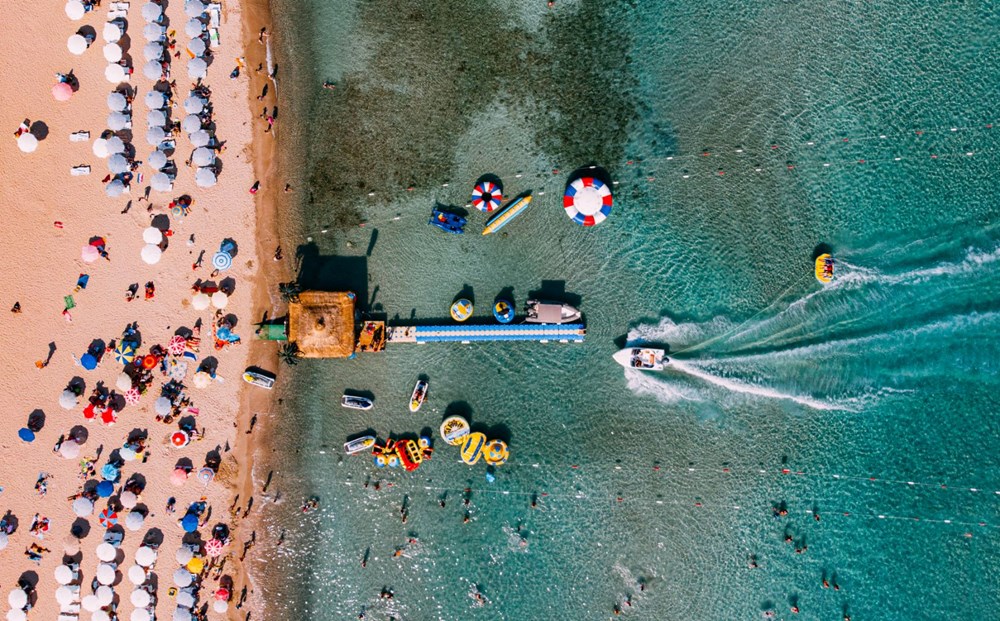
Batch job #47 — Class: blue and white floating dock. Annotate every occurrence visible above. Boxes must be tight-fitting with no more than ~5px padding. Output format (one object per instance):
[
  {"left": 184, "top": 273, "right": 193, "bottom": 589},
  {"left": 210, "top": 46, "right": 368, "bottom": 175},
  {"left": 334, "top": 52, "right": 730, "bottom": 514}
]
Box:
[{"left": 387, "top": 323, "right": 586, "bottom": 344}]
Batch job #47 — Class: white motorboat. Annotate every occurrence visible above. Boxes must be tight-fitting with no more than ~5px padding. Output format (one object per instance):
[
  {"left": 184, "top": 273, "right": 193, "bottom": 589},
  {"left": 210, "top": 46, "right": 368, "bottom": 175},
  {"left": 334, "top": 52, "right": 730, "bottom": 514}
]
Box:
[
  {"left": 613, "top": 347, "right": 667, "bottom": 371},
  {"left": 524, "top": 299, "right": 582, "bottom": 324},
  {"left": 341, "top": 395, "right": 374, "bottom": 410}
]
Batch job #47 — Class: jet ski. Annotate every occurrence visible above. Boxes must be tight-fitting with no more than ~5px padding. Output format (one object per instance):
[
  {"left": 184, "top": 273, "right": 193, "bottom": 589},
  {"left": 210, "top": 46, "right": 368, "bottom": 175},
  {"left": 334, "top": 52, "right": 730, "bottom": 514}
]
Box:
[{"left": 429, "top": 208, "right": 466, "bottom": 234}]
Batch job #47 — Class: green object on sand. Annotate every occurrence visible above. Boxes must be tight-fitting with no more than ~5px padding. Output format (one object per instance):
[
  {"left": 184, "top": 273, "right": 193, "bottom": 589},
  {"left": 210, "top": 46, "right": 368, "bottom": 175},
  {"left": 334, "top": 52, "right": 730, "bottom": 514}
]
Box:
[{"left": 64, "top": 295, "right": 75, "bottom": 310}]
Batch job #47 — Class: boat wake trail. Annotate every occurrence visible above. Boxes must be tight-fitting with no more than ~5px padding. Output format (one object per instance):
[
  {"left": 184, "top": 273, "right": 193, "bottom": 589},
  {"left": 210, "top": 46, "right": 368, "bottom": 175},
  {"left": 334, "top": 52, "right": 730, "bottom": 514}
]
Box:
[{"left": 626, "top": 236, "right": 1000, "bottom": 411}]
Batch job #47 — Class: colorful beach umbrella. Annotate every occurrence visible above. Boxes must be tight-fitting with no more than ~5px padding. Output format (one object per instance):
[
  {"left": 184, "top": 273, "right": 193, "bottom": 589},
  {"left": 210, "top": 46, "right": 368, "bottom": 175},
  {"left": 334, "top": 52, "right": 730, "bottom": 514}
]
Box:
[
  {"left": 98, "top": 508, "right": 118, "bottom": 528},
  {"left": 180, "top": 513, "right": 199, "bottom": 532},
  {"left": 18, "top": 428, "right": 35, "bottom": 443},
  {"left": 167, "top": 359, "right": 188, "bottom": 381},
  {"left": 167, "top": 335, "right": 188, "bottom": 356},
  {"left": 186, "top": 557, "right": 204, "bottom": 574},
  {"left": 81, "top": 244, "right": 100, "bottom": 263},
  {"left": 205, "top": 539, "right": 224, "bottom": 557},
  {"left": 96, "top": 481, "right": 114, "bottom": 498},
  {"left": 171, "top": 430, "right": 190, "bottom": 447},
  {"left": 124, "top": 388, "right": 141, "bottom": 405},
  {"left": 101, "top": 463, "right": 120, "bottom": 481},
  {"left": 171, "top": 467, "right": 189, "bottom": 486},
  {"left": 80, "top": 353, "right": 98, "bottom": 370},
  {"left": 114, "top": 342, "right": 136, "bottom": 365},
  {"left": 197, "top": 467, "right": 215, "bottom": 484},
  {"left": 211, "top": 251, "right": 232, "bottom": 271},
  {"left": 101, "top": 408, "right": 119, "bottom": 425}
]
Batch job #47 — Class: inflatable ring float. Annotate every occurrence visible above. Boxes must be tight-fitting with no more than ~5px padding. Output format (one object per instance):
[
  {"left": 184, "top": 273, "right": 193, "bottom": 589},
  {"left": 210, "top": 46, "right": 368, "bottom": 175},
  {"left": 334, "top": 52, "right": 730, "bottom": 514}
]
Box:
[
  {"left": 493, "top": 299, "right": 514, "bottom": 324},
  {"left": 471, "top": 180, "right": 502, "bottom": 212},
  {"left": 373, "top": 454, "right": 388, "bottom": 468},
  {"left": 460, "top": 432, "right": 487, "bottom": 466},
  {"left": 563, "top": 176, "right": 612, "bottom": 227},
  {"left": 387, "top": 455, "right": 400, "bottom": 468},
  {"left": 440, "top": 416, "right": 470, "bottom": 446},
  {"left": 483, "top": 439, "right": 509, "bottom": 466},
  {"left": 418, "top": 436, "right": 431, "bottom": 449},
  {"left": 450, "top": 299, "right": 473, "bottom": 322}
]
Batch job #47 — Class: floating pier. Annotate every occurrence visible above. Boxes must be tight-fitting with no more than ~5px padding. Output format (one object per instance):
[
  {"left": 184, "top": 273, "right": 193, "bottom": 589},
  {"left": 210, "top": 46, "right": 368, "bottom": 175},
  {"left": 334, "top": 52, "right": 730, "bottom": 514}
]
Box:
[{"left": 387, "top": 323, "right": 586, "bottom": 344}]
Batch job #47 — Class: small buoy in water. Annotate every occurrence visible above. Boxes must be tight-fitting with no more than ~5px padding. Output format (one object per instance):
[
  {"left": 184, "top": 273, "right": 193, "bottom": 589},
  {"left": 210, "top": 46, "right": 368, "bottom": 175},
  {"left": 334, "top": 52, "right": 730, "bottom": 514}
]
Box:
[{"left": 485, "top": 471, "right": 496, "bottom": 483}]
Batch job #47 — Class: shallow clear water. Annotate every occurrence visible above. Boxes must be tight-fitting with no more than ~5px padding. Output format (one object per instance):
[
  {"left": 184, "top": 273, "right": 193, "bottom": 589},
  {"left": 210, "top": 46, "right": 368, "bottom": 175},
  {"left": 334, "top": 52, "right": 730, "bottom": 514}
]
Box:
[{"left": 252, "top": 1, "right": 1000, "bottom": 619}]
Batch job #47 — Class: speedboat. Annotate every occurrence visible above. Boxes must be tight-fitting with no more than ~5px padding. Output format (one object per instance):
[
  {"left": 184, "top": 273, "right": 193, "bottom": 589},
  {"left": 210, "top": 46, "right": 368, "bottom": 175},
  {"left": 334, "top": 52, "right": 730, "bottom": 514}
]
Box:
[
  {"left": 343, "top": 435, "right": 376, "bottom": 455},
  {"left": 492, "top": 299, "right": 515, "bottom": 324},
  {"left": 409, "top": 379, "right": 428, "bottom": 413},
  {"left": 815, "top": 253, "right": 834, "bottom": 284},
  {"left": 341, "top": 395, "right": 374, "bottom": 410},
  {"left": 482, "top": 194, "right": 533, "bottom": 235},
  {"left": 428, "top": 208, "right": 466, "bottom": 234},
  {"left": 524, "top": 299, "right": 581, "bottom": 324},
  {"left": 613, "top": 348, "right": 667, "bottom": 371},
  {"left": 242, "top": 369, "right": 275, "bottom": 389}
]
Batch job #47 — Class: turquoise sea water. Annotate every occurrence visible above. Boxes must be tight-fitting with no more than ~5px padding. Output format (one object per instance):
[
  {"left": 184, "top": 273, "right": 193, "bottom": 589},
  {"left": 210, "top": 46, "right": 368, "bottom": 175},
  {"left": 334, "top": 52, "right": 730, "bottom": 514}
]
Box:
[{"left": 252, "top": 1, "right": 1000, "bottom": 619}]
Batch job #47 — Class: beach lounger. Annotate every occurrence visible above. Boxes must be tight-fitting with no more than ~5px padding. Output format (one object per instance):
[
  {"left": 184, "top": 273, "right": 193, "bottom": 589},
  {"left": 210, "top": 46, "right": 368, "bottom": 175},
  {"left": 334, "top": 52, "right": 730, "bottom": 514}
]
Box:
[
  {"left": 58, "top": 615, "right": 78, "bottom": 621},
  {"left": 60, "top": 603, "right": 81, "bottom": 613},
  {"left": 104, "top": 529, "right": 124, "bottom": 547},
  {"left": 208, "top": 3, "right": 222, "bottom": 27},
  {"left": 71, "top": 166, "right": 91, "bottom": 176},
  {"left": 107, "top": 9, "right": 127, "bottom": 19},
  {"left": 209, "top": 28, "right": 220, "bottom": 49},
  {"left": 70, "top": 131, "right": 91, "bottom": 142}
]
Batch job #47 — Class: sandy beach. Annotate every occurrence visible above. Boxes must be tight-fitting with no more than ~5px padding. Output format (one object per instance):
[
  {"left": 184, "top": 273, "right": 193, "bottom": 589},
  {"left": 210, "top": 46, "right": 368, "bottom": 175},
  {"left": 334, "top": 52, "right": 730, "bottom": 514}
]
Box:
[{"left": 0, "top": 0, "right": 275, "bottom": 619}]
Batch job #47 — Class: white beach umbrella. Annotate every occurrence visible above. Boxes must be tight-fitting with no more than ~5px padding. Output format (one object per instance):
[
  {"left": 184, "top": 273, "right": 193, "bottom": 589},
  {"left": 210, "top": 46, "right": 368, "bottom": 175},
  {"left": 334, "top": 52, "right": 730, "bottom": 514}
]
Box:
[
  {"left": 176, "top": 591, "right": 195, "bottom": 608},
  {"left": 108, "top": 111, "right": 129, "bottom": 132},
  {"left": 116, "top": 372, "right": 132, "bottom": 391},
  {"left": 96, "top": 585, "right": 114, "bottom": 606},
  {"left": 143, "top": 226, "right": 163, "bottom": 244},
  {"left": 210, "top": 291, "right": 229, "bottom": 309},
  {"left": 154, "top": 397, "right": 172, "bottom": 416},
  {"left": 17, "top": 133, "right": 38, "bottom": 153},
  {"left": 60, "top": 389, "right": 79, "bottom": 409},
  {"left": 187, "top": 57, "right": 207, "bottom": 79},
  {"left": 65, "top": 0, "right": 86, "bottom": 20},
  {"left": 92, "top": 610, "right": 111, "bottom": 621},
  {"left": 7, "top": 589, "right": 26, "bottom": 609},
  {"left": 106, "top": 179, "right": 126, "bottom": 198},
  {"left": 172, "top": 608, "right": 192, "bottom": 621},
  {"left": 136, "top": 546, "right": 156, "bottom": 566},
  {"left": 61, "top": 440, "right": 83, "bottom": 460},
  {"left": 195, "top": 167, "right": 217, "bottom": 188},
  {"left": 107, "top": 92, "right": 127, "bottom": 112},
  {"left": 105, "top": 63, "right": 127, "bottom": 84},
  {"left": 131, "top": 589, "right": 151, "bottom": 608},
  {"left": 181, "top": 114, "right": 202, "bottom": 133},
  {"left": 105, "top": 136, "right": 126, "bottom": 154},
  {"left": 68, "top": 33, "right": 89, "bottom": 55},
  {"left": 143, "top": 60, "right": 164, "bottom": 80},
  {"left": 172, "top": 569, "right": 193, "bottom": 588},
  {"left": 54, "top": 564, "right": 74, "bottom": 585},
  {"left": 175, "top": 547, "right": 193, "bottom": 564},
  {"left": 120, "top": 490, "right": 139, "bottom": 509},
  {"left": 147, "top": 109, "right": 167, "bottom": 128},
  {"left": 192, "top": 371, "right": 211, "bottom": 388},
  {"left": 81, "top": 594, "right": 100, "bottom": 612},
  {"left": 184, "top": 19, "right": 204, "bottom": 38},
  {"left": 128, "top": 564, "right": 147, "bottom": 585},
  {"left": 146, "top": 127, "right": 167, "bottom": 146},
  {"left": 213, "top": 600, "right": 228, "bottom": 613},
  {"left": 96, "top": 563, "right": 116, "bottom": 585},
  {"left": 184, "top": 0, "right": 206, "bottom": 17},
  {"left": 183, "top": 97, "right": 204, "bottom": 114},
  {"left": 92, "top": 138, "right": 109, "bottom": 158},
  {"left": 103, "top": 43, "right": 122, "bottom": 63},
  {"left": 192, "top": 147, "right": 214, "bottom": 167},
  {"left": 151, "top": 172, "right": 173, "bottom": 192},
  {"left": 143, "top": 23, "right": 166, "bottom": 41},
  {"left": 148, "top": 150, "right": 168, "bottom": 171},
  {"left": 191, "top": 293, "right": 210, "bottom": 311},
  {"left": 131, "top": 609, "right": 151, "bottom": 621},
  {"left": 103, "top": 22, "right": 123, "bottom": 43},
  {"left": 141, "top": 2, "right": 163, "bottom": 21},
  {"left": 72, "top": 496, "right": 93, "bottom": 516},
  {"left": 6, "top": 610, "right": 25, "bottom": 621},
  {"left": 108, "top": 153, "right": 129, "bottom": 174},
  {"left": 143, "top": 41, "right": 164, "bottom": 62},
  {"left": 97, "top": 542, "right": 117, "bottom": 562},
  {"left": 125, "top": 510, "right": 145, "bottom": 531},
  {"left": 56, "top": 586, "right": 76, "bottom": 606},
  {"left": 188, "top": 37, "right": 206, "bottom": 57},
  {"left": 144, "top": 90, "right": 166, "bottom": 109},
  {"left": 189, "top": 129, "right": 210, "bottom": 147},
  {"left": 141, "top": 244, "right": 162, "bottom": 265}
]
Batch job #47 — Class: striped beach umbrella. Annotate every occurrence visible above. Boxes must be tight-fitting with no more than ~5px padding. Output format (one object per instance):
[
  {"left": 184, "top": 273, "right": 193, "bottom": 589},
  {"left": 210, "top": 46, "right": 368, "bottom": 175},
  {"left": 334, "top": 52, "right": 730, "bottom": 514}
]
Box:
[
  {"left": 470, "top": 180, "right": 502, "bottom": 212},
  {"left": 204, "top": 538, "right": 224, "bottom": 557},
  {"left": 98, "top": 508, "right": 118, "bottom": 528},
  {"left": 211, "top": 251, "right": 232, "bottom": 271},
  {"left": 167, "top": 335, "right": 188, "bottom": 356},
  {"left": 113, "top": 342, "right": 136, "bottom": 365},
  {"left": 124, "top": 388, "right": 141, "bottom": 405}
]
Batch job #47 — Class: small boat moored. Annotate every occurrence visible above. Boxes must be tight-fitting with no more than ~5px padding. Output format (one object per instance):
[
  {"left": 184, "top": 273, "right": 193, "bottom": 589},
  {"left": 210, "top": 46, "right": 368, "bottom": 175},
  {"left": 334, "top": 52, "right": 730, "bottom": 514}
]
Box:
[
  {"left": 409, "top": 379, "right": 428, "bottom": 412},
  {"left": 242, "top": 369, "right": 276, "bottom": 389},
  {"left": 524, "top": 299, "right": 581, "bottom": 324},
  {"left": 344, "top": 435, "right": 376, "bottom": 455},
  {"left": 815, "top": 253, "right": 834, "bottom": 284},
  {"left": 428, "top": 208, "right": 467, "bottom": 234},
  {"left": 450, "top": 298, "right": 474, "bottom": 322},
  {"left": 341, "top": 394, "right": 374, "bottom": 410},
  {"left": 492, "top": 299, "right": 515, "bottom": 324},
  {"left": 612, "top": 348, "right": 667, "bottom": 371}
]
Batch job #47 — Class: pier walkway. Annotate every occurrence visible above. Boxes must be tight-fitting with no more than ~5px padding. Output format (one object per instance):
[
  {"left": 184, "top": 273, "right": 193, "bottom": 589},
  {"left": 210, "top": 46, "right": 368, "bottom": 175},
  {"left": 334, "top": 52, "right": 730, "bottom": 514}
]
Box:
[{"left": 387, "top": 323, "right": 586, "bottom": 344}]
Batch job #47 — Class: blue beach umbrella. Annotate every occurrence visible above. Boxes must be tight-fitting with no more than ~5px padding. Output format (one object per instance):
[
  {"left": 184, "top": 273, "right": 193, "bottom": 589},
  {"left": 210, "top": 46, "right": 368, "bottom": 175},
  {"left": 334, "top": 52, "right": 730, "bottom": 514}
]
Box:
[
  {"left": 81, "top": 353, "right": 98, "bottom": 370},
  {"left": 180, "top": 513, "right": 199, "bottom": 533},
  {"left": 18, "top": 428, "right": 35, "bottom": 443},
  {"left": 113, "top": 342, "right": 136, "bottom": 365},
  {"left": 96, "top": 480, "right": 115, "bottom": 498},
  {"left": 211, "top": 251, "right": 232, "bottom": 271},
  {"left": 101, "top": 463, "right": 120, "bottom": 481}
]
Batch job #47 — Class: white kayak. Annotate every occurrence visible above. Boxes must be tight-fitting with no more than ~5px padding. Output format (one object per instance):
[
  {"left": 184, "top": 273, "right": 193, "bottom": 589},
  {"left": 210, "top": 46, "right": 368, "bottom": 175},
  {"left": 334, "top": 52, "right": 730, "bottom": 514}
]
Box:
[{"left": 613, "top": 348, "right": 667, "bottom": 371}]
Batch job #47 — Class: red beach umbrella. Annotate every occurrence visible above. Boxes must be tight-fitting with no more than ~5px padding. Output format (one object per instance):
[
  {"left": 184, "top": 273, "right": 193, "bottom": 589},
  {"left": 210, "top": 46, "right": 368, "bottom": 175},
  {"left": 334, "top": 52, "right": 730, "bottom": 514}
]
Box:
[
  {"left": 100, "top": 408, "right": 118, "bottom": 425},
  {"left": 98, "top": 508, "right": 118, "bottom": 528},
  {"left": 171, "top": 430, "right": 190, "bottom": 448},
  {"left": 167, "top": 335, "right": 188, "bottom": 356},
  {"left": 213, "top": 587, "right": 229, "bottom": 601},
  {"left": 142, "top": 355, "right": 158, "bottom": 370}
]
